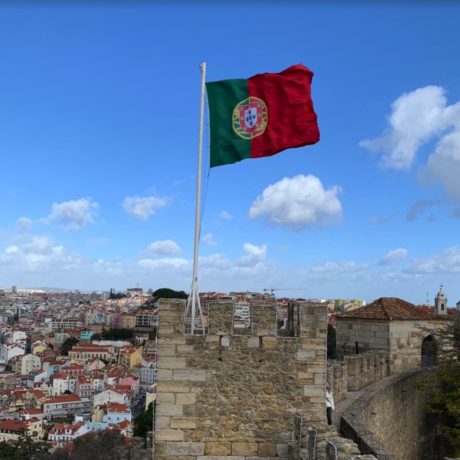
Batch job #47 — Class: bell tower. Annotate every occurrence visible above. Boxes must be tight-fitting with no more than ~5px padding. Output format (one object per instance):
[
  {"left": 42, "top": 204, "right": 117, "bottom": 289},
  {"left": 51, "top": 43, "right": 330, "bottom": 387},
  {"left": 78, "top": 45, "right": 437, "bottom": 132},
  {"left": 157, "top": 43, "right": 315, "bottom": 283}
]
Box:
[{"left": 434, "top": 284, "right": 448, "bottom": 315}]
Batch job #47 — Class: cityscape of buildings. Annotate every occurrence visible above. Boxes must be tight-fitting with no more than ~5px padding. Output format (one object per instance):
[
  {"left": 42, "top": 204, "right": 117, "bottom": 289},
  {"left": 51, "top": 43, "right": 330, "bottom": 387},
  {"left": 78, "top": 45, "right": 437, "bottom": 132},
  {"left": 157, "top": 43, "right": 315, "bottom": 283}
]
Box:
[{"left": 0, "top": 283, "right": 456, "bottom": 456}]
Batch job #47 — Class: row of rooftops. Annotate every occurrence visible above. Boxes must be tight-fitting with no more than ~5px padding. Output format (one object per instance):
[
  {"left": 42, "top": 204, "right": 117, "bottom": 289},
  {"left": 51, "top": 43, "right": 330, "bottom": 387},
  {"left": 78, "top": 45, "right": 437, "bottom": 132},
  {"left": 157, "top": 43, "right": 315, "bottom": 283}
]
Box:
[{"left": 337, "top": 296, "right": 457, "bottom": 321}]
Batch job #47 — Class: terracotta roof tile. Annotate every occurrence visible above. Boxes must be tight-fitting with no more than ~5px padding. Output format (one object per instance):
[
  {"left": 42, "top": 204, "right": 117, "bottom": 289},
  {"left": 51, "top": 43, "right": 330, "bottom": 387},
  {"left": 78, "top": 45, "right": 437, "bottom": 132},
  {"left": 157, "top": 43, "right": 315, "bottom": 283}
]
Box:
[
  {"left": 0, "top": 420, "right": 26, "bottom": 431},
  {"left": 337, "top": 297, "right": 448, "bottom": 321}
]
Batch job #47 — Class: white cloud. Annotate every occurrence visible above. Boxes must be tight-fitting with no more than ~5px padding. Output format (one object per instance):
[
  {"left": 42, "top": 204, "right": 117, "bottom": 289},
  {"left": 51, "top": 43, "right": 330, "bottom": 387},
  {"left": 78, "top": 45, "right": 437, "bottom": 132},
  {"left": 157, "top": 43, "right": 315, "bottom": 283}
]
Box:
[
  {"left": 2, "top": 231, "right": 459, "bottom": 303},
  {"left": 200, "top": 253, "right": 232, "bottom": 269},
  {"left": 239, "top": 243, "right": 267, "bottom": 266},
  {"left": 361, "top": 85, "right": 460, "bottom": 203},
  {"left": 138, "top": 257, "right": 189, "bottom": 269},
  {"left": 202, "top": 233, "right": 216, "bottom": 246},
  {"left": 4, "top": 245, "right": 19, "bottom": 255},
  {"left": 404, "top": 246, "right": 460, "bottom": 274},
  {"left": 249, "top": 175, "right": 342, "bottom": 230},
  {"left": 360, "top": 86, "right": 451, "bottom": 170},
  {"left": 406, "top": 200, "right": 436, "bottom": 221},
  {"left": 146, "top": 240, "right": 181, "bottom": 256},
  {"left": 309, "top": 261, "right": 367, "bottom": 274},
  {"left": 219, "top": 211, "right": 232, "bottom": 220},
  {"left": 17, "top": 217, "right": 33, "bottom": 232},
  {"left": 379, "top": 248, "right": 408, "bottom": 266},
  {"left": 22, "top": 235, "right": 54, "bottom": 254},
  {"left": 123, "top": 195, "right": 168, "bottom": 221},
  {"left": 48, "top": 198, "right": 98, "bottom": 231},
  {"left": 420, "top": 131, "right": 460, "bottom": 202},
  {"left": 1, "top": 234, "right": 83, "bottom": 273}
]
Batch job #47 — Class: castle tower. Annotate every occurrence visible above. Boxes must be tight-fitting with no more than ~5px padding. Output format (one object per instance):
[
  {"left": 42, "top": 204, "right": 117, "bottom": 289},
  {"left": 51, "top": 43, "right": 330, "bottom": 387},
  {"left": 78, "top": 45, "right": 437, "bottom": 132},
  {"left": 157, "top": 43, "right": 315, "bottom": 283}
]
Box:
[{"left": 434, "top": 284, "right": 448, "bottom": 315}]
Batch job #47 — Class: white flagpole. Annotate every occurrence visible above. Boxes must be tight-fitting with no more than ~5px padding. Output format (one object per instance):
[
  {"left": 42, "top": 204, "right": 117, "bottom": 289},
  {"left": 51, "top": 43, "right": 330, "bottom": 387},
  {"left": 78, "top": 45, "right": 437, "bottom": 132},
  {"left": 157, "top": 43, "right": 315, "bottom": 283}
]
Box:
[{"left": 186, "top": 62, "right": 206, "bottom": 335}]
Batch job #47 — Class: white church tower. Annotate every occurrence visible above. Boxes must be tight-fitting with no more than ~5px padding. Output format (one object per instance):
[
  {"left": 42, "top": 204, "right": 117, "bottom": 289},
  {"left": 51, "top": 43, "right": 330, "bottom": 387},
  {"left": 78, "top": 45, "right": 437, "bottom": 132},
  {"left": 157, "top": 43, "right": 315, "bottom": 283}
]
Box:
[{"left": 434, "top": 284, "right": 448, "bottom": 315}]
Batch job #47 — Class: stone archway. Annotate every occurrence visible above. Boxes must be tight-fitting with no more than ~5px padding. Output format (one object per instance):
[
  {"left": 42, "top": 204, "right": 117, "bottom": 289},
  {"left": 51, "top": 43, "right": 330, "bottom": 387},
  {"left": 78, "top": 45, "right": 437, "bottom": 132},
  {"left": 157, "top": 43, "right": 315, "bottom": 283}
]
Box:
[{"left": 421, "top": 335, "right": 437, "bottom": 368}]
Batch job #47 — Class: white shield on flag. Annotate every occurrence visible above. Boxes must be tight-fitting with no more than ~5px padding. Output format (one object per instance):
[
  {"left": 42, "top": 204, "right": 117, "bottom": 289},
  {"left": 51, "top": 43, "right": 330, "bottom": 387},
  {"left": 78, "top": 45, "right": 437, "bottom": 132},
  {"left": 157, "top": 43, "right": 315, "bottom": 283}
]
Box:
[{"left": 244, "top": 107, "right": 257, "bottom": 128}]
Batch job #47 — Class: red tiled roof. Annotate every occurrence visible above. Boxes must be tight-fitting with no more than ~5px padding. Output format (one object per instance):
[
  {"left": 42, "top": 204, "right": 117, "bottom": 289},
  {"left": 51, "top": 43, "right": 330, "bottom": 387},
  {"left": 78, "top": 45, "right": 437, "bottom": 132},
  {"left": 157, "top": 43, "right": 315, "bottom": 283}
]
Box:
[
  {"left": 44, "top": 394, "right": 81, "bottom": 404},
  {"left": 49, "top": 422, "right": 83, "bottom": 435},
  {"left": 70, "top": 346, "right": 111, "bottom": 352},
  {"left": 115, "top": 419, "right": 130, "bottom": 429},
  {"left": 13, "top": 389, "right": 45, "bottom": 400},
  {"left": 0, "top": 420, "right": 26, "bottom": 431},
  {"left": 107, "top": 402, "right": 129, "bottom": 413},
  {"left": 19, "top": 408, "right": 43, "bottom": 415},
  {"left": 337, "top": 297, "right": 448, "bottom": 321}
]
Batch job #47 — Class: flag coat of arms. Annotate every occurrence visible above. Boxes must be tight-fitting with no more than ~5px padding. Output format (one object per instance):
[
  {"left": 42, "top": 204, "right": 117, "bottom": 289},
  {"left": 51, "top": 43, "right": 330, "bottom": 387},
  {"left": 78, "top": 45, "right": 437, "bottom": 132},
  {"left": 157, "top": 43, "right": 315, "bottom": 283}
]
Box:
[{"left": 206, "top": 64, "right": 320, "bottom": 167}]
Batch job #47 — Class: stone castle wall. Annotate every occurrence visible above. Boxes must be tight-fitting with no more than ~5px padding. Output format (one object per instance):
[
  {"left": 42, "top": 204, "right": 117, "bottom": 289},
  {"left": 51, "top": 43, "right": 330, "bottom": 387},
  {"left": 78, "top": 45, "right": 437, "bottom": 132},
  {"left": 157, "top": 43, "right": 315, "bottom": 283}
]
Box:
[
  {"left": 336, "top": 318, "right": 447, "bottom": 375},
  {"left": 336, "top": 320, "right": 389, "bottom": 355},
  {"left": 154, "top": 299, "right": 328, "bottom": 460},
  {"left": 327, "top": 360, "right": 347, "bottom": 403},
  {"left": 340, "top": 369, "right": 435, "bottom": 460},
  {"left": 328, "top": 351, "right": 389, "bottom": 402},
  {"left": 388, "top": 321, "right": 445, "bottom": 375}
]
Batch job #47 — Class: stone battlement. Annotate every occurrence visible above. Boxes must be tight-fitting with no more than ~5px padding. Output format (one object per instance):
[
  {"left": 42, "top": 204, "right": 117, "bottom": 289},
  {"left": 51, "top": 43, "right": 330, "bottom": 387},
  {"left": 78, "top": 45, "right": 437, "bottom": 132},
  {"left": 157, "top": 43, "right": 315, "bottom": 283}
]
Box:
[{"left": 154, "top": 299, "right": 328, "bottom": 460}]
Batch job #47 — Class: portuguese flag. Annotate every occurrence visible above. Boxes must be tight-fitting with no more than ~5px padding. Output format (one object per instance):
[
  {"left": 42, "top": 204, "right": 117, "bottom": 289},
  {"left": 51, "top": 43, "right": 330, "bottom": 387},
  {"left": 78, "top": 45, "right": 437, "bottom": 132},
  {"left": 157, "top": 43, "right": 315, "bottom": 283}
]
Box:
[{"left": 206, "top": 64, "right": 319, "bottom": 167}]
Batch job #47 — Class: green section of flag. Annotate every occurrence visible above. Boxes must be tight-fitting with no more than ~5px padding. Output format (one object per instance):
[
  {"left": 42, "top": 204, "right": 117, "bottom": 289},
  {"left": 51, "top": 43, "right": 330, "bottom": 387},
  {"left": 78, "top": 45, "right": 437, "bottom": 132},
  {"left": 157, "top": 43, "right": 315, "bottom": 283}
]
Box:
[{"left": 206, "top": 79, "right": 250, "bottom": 167}]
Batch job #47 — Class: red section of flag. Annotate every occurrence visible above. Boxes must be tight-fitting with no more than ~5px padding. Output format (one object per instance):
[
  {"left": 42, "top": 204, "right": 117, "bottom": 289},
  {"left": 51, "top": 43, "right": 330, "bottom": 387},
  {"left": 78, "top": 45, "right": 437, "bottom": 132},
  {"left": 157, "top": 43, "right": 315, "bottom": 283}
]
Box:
[{"left": 248, "top": 64, "right": 319, "bottom": 159}]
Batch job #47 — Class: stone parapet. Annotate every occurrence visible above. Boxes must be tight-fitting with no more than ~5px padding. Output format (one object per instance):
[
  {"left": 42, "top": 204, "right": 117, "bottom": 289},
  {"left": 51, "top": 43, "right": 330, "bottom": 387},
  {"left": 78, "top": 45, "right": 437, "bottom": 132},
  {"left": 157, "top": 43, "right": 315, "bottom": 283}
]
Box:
[
  {"left": 340, "top": 369, "right": 435, "bottom": 460},
  {"left": 155, "top": 300, "right": 328, "bottom": 460}
]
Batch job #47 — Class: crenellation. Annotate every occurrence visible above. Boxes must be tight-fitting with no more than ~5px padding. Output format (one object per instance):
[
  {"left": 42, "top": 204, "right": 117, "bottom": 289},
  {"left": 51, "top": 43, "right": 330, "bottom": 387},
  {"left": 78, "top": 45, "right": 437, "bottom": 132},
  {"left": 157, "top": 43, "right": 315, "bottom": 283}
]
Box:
[
  {"left": 208, "top": 302, "right": 233, "bottom": 335},
  {"left": 155, "top": 300, "right": 328, "bottom": 460}
]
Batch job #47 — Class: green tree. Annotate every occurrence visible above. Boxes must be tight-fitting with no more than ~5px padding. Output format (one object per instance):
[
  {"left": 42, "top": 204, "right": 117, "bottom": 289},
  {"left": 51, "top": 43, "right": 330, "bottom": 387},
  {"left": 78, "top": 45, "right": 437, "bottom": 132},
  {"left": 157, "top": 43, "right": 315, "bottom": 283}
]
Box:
[
  {"left": 60, "top": 336, "right": 79, "bottom": 356},
  {"left": 425, "top": 363, "right": 460, "bottom": 457},
  {"left": 109, "top": 292, "right": 127, "bottom": 300},
  {"left": 133, "top": 401, "right": 154, "bottom": 437},
  {"left": 101, "top": 327, "right": 134, "bottom": 341},
  {"left": 152, "top": 288, "right": 187, "bottom": 300},
  {"left": 0, "top": 439, "right": 49, "bottom": 460},
  {"left": 420, "top": 314, "right": 460, "bottom": 457},
  {"left": 50, "top": 430, "right": 128, "bottom": 460}
]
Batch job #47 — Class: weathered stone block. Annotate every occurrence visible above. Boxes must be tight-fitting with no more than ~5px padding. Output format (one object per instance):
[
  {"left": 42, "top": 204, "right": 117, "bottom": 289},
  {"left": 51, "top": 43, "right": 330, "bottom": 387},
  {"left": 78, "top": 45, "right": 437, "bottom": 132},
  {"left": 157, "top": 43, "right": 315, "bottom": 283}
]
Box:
[
  {"left": 159, "top": 312, "right": 183, "bottom": 322},
  {"left": 157, "top": 369, "right": 173, "bottom": 381},
  {"left": 155, "top": 429, "right": 184, "bottom": 441},
  {"left": 247, "top": 337, "right": 260, "bottom": 348},
  {"left": 198, "top": 457, "right": 244, "bottom": 460},
  {"left": 155, "top": 416, "right": 171, "bottom": 429},
  {"left": 159, "top": 325, "right": 175, "bottom": 335},
  {"left": 170, "top": 418, "right": 197, "bottom": 429},
  {"left": 314, "top": 373, "right": 325, "bottom": 385},
  {"left": 296, "top": 350, "right": 316, "bottom": 361},
  {"left": 176, "top": 393, "right": 196, "bottom": 405},
  {"left": 277, "top": 443, "right": 289, "bottom": 457},
  {"left": 231, "top": 442, "right": 258, "bottom": 456},
  {"left": 157, "top": 404, "right": 183, "bottom": 416},
  {"left": 221, "top": 336, "right": 230, "bottom": 347},
  {"left": 177, "top": 345, "right": 194, "bottom": 355},
  {"left": 157, "top": 393, "right": 175, "bottom": 404},
  {"left": 173, "top": 369, "right": 207, "bottom": 381},
  {"left": 262, "top": 336, "right": 278, "bottom": 349},
  {"left": 205, "top": 441, "right": 232, "bottom": 455},
  {"left": 159, "top": 336, "right": 187, "bottom": 345},
  {"left": 157, "top": 344, "right": 177, "bottom": 356},
  {"left": 165, "top": 441, "right": 205, "bottom": 456},
  {"left": 157, "top": 357, "right": 187, "bottom": 369},
  {"left": 258, "top": 442, "right": 278, "bottom": 457},
  {"left": 157, "top": 381, "right": 189, "bottom": 393},
  {"left": 303, "top": 385, "right": 324, "bottom": 397},
  {"left": 205, "top": 335, "right": 220, "bottom": 344}
]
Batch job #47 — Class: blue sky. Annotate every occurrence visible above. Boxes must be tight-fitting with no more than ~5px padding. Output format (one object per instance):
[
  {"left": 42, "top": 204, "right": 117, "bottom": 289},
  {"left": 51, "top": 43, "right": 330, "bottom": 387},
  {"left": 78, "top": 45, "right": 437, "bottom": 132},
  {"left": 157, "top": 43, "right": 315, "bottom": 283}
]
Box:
[{"left": 1, "top": 3, "right": 460, "bottom": 304}]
